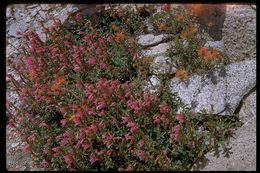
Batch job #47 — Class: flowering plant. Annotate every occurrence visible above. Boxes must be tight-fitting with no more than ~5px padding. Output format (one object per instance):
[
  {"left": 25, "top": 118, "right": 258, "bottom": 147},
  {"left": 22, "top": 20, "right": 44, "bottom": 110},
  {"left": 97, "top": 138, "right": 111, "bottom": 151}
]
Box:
[{"left": 6, "top": 4, "right": 239, "bottom": 171}]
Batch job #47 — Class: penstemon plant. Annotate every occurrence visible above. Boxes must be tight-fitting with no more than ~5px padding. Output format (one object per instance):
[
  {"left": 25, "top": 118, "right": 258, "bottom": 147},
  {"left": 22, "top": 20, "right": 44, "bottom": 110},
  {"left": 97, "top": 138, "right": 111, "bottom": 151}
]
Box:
[{"left": 6, "top": 4, "right": 240, "bottom": 171}]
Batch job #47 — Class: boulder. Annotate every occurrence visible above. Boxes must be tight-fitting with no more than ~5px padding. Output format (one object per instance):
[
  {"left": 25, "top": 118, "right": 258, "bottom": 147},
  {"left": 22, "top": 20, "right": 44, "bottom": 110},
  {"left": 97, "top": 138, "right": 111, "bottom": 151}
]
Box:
[
  {"left": 142, "top": 42, "right": 171, "bottom": 57},
  {"left": 169, "top": 59, "right": 256, "bottom": 115},
  {"left": 144, "top": 75, "right": 161, "bottom": 93},
  {"left": 137, "top": 34, "right": 168, "bottom": 47},
  {"left": 151, "top": 56, "right": 177, "bottom": 75},
  {"left": 222, "top": 5, "right": 256, "bottom": 62},
  {"left": 9, "top": 20, "right": 29, "bottom": 37}
]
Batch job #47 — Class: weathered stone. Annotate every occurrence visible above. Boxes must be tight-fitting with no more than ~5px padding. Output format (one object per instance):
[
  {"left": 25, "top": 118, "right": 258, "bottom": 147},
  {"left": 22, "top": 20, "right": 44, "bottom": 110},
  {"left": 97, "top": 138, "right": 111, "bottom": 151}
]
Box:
[
  {"left": 35, "top": 27, "right": 46, "bottom": 42},
  {"left": 204, "top": 40, "right": 224, "bottom": 52},
  {"left": 38, "top": 11, "right": 46, "bottom": 19},
  {"left": 151, "top": 56, "right": 177, "bottom": 75},
  {"left": 9, "top": 20, "right": 28, "bottom": 37},
  {"left": 142, "top": 42, "right": 171, "bottom": 57},
  {"left": 25, "top": 16, "right": 31, "bottom": 23},
  {"left": 144, "top": 75, "right": 161, "bottom": 93},
  {"left": 11, "top": 142, "right": 20, "bottom": 148},
  {"left": 54, "top": 5, "right": 78, "bottom": 23},
  {"left": 26, "top": 4, "right": 38, "bottom": 9},
  {"left": 137, "top": 34, "right": 168, "bottom": 47},
  {"left": 223, "top": 5, "right": 256, "bottom": 62},
  {"left": 239, "top": 90, "right": 256, "bottom": 126},
  {"left": 40, "top": 4, "right": 51, "bottom": 11},
  {"left": 30, "top": 7, "right": 40, "bottom": 17},
  {"left": 169, "top": 59, "right": 256, "bottom": 115},
  {"left": 6, "top": 6, "right": 12, "bottom": 18}
]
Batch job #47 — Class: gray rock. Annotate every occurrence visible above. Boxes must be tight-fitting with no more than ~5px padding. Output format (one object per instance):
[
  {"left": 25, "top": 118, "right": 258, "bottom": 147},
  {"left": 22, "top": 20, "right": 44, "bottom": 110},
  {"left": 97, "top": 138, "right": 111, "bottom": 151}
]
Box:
[
  {"left": 9, "top": 20, "right": 28, "bottom": 37},
  {"left": 151, "top": 56, "right": 177, "bottom": 75},
  {"left": 137, "top": 34, "right": 168, "bottom": 47},
  {"left": 40, "top": 4, "right": 51, "bottom": 11},
  {"left": 6, "top": 6, "right": 12, "bottom": 18},
  {"left": 38, "top": 11, "right": 46, "bottom": 19},
  {"left": 142, "top": 42, "right": 171, "bottom": 57},
  {"left": 11, "top": 142, "right": 20, "bottom": 148},
  {"left": 35, "top": 27, "right": 46, "bottom": 42},
  {"left": 239, "top": 90, "right": 256, "bottom": 126},
  {"left": 222, "top": 5, "right": 256, "bottom": 62},
  {"left": 26, "top": 4, "right": 38, "bottom": 9},
  {"left": 30, "top": 8, "right": 39, "bottom": 17},
  {"left": 169, "top": 59, "right": 256, "bottom": 115},
  {"left": 144, "top": 19, "right": 154, "bottom": 32},
  {"left": 54, "top": 5, "right": 78, "bottom": 23},
  {"left": 25, "top": 16, "right": 31, "bottom": 23},
  {"left": 204, "top": 40, "right": 224, "bottom": 52},
  {"left": 144, "top": 75, "right": 161, "bottom": 93}
]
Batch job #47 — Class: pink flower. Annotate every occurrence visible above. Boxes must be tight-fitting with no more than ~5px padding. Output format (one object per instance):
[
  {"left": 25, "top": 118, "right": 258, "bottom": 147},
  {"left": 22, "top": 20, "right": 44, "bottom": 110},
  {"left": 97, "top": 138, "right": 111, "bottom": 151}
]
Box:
[
  {"left": 136, "top": 150, "right": 146, "bottom": 160},
  {"left": 99, "top": 62, "right": 108, "bottom": 70},
  {"left": 78, "top": 31, "right": 85, "bottom": 35},
  {"left": 82, "top": 144, "right": 90, "bottom": 151},
  {"left": 89, "top": 153, "right": 99, "bottom": 164},
  {"left": 176, "top": 112, "right": 185, "bottom": 124},
  {"left": 84, "top": 35, "right": 91, "bottom": 42},
  {"left": 159, "top": 101, "right": 169, "bottom": 114},
  {"left": 6, "top": 121, "right": 14, "bottom": 129},
  {"left": 170, "top": 124, "right": 181, "bottom": 141},
  {"left": 122, "top": 116, "right": 129, "bottom": 124},
  {"left": 52, "top": 146, "right": 60, "bottom": 153},
  {"left": 88, "top": 56, "right": 96, "bottom": 66},
  {"left": 152, "top": 115, "right": 161, "bottom": 125},
  {"left": 75, "top": 12, "right": 81, "bottom": 21},
  {"left": 126, "top": 122, "right": 135, "bottom": 128},
  {"left": 64, "top": 152, "right": 73, "bottom": 168},
  {"left": 125, "top": 133, "right": 133, "bottom": 141},
  {"left": 138, "top": 139, "right": 145, "bottom": 148},
  {"left": 27, "top": 134, "right": 36, "bottom": 142},
  {"left": 41, "top": 160, "right": 49, "bottom": 168},
  {"left": 102, "top": 132, "right": 114, "bottom": 148},
  {"left": 127, "top": 122, "right": 138, "bottom": 133},
  {"left": 96, "top": 101, "right": 106, "bottom": 110},
  {"left": 60, "top": 119, "right": 67, "bottom": 127},
  {"left": 71, "top": 115, "right": 80, "bottom": 126},
  {"left": 88, "top": 124, "right": 97, "bottom": 133},
  {"left": 107, "top": 35, "right": 113, "bottom": 42},
  {"left": 23, "top": 143, "right": 30, "bottom": 152}
]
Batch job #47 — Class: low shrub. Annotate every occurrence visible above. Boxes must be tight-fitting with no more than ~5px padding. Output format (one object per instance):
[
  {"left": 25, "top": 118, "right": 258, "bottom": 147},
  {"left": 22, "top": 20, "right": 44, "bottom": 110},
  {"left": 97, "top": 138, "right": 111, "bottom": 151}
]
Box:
[{"left": 6, "top": 4, "right": 240, "bottom": 171}]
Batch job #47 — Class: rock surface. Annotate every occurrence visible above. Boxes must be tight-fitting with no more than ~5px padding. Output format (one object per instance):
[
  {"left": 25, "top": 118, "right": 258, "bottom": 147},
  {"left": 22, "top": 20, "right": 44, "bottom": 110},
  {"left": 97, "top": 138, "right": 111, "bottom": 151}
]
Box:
[
  {"left": 192, "top": 91, "right": 256, "bottom": 171},
  {"left": 137, "top": 34, "right": 168, "bottom": 47},
  {"left": 222, "top": 5, "right": 256, "bottom": 62},
  {"left": 151, "top": 56, "right": 177, "bottom": 75},
  {"left": 144, "top": 75, "right": 161, "bottom": 93},
  {"left": 169, "top": 59, "right": 256, "bottom": 115},
  {"left": 142, "top": 42, "right": 171, "bottom": 57}
]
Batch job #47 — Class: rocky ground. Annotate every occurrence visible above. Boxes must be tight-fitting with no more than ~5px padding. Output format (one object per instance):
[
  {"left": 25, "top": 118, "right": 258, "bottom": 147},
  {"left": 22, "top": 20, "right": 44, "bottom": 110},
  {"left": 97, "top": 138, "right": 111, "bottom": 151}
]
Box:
[{"left": 6, "top": 4, "right": 256, "bottom": 171}]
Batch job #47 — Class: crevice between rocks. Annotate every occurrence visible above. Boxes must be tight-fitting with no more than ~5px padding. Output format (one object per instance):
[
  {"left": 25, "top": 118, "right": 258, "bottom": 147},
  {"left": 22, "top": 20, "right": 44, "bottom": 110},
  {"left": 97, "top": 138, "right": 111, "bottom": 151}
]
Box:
[{"left": 233, "top": 86, "right": 256, "bottom": 115}]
